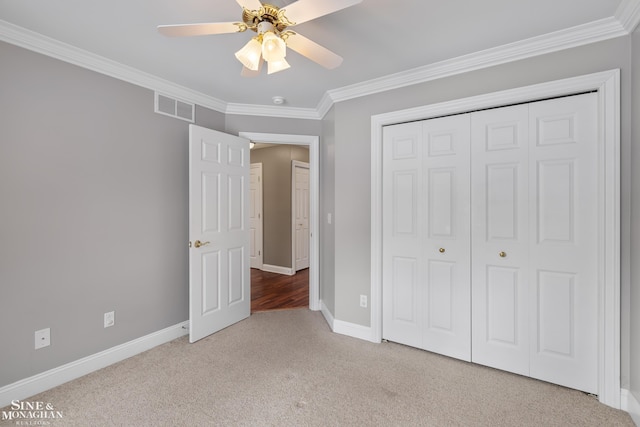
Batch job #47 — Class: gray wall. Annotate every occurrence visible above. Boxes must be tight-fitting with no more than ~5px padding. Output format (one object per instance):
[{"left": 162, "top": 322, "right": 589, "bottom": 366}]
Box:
[
  {"left": 249, "top": 145, "right": 309, "bottom": 268},
  {"left": 320, "top": 106, "right": 336, "bottom": 313},
  {"left": 631, "top": 26, "right": 640, "bottom": 405},
  {"left": 329, "top": 36, "right": 634, "bottom": 389},
  {"left": 0, "top": 41, "right": 225, "bottom": 387}
]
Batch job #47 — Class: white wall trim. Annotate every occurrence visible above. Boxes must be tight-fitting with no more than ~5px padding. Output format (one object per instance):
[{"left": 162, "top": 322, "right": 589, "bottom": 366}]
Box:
[
  {"left": 316, "top": 92, "right": 335, "bottom": 120},
  {"left": 320, "top": 300, "right": 335, "bottom": 330},
  {"left": 326, "top": 17, "right": 627, "bottom": 106},
  {"left": 332, "top": 320, "right": 376, "bottom": 343},
  {"left": 0, "top": 321, "right": 188, "bottom": 409},
  {"left": 370, "top": 69, "right": 621, "bottom": 408},
  {"left": 261, "top": 264, "right": 295, "bottom": 276},
  {"left": 2, "top": 3, "right": 638, "bottom": 121},
  {"left": 616, "top": 0, "right": 640, "bottom": 32},
  {"left": 239, "top": 132, "right": 321, "bottom": 311},
  {"left": 320, "top": 303, "right": 377, "bottom": 344},
  {"left": 622, "top": 389, "right": 640, "bottom": 425},
  {"left": 0, "top": 20, "right": 228, "bottom": 114},
  {"left": 226, "top": 103, "right": 321, "bottom": 120}
]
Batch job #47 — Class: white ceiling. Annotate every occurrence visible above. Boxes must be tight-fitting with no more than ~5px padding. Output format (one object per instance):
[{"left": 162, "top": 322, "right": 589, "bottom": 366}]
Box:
[{"left": 0, "top": 0, "right": 635, "bottom": 114}]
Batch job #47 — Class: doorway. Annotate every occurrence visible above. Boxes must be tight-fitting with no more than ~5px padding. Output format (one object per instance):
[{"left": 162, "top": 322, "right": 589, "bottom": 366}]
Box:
[{"left": 240, "top": 132, "right": 320, "bottom": 312}]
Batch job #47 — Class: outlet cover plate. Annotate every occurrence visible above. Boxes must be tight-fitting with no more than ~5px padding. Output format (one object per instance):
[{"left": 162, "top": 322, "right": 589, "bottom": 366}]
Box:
[
  {"left": 104, "top": 311, "right": 115, "bottom": 328},
  {"left": 360, "top": 295, "right": 367, "bottom": 308},
  {"left": 34, "top": 328, "right": 50, "bottom": 349}
]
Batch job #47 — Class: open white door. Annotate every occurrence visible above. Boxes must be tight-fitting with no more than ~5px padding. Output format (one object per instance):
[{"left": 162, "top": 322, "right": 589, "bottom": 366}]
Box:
[{"left": 189, "top": 124, "right": 250, "bottom": 343}]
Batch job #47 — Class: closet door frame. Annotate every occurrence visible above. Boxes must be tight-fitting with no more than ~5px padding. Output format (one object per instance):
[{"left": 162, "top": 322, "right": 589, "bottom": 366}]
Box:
[{"left": 371, "top": 69, "right": 620, "bottom": 408}]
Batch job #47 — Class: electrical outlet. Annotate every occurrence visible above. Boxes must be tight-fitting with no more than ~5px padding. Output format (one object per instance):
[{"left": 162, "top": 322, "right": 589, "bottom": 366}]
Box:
[
  {"left": 34, "top": 328, "right": 50, "bottom": 350},
  {"left": 104, "top": 311, "right": 115, "bottom": 328},
  {"left": 360, "top": 295, "right": 367, "bottom": 308}
]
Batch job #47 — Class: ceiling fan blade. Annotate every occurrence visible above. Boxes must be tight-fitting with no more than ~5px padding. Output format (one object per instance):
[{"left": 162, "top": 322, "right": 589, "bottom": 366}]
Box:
[
  {"left": 285, "top": 32, "right": 343, "bottom": 69},
  {"left": 157, "top": 22, "right": 243, "bottom": 37},
  {"left": 235, "top": 0, "right": 263, "bottom": 11},
  {"left": 281, "top": 0, "right": 362, "bottom": 25}
]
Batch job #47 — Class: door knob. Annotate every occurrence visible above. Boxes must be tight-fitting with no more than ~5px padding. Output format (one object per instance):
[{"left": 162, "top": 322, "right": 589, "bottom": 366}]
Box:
[
  {"left": 499, "top": 251, "right": 507, "bottom": 258},
  {"left": 439, "top": 248, "right": 445, "bottom": 253},
  {"left": 194, "top": 240, "right": 210, "bottom": 248}
]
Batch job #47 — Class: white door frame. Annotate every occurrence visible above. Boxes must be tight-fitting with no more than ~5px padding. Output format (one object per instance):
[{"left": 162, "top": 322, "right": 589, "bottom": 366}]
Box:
[
  {"left": 371, "top": 70, "right": 620, "bottom": 408},
  {"left": 240, "top": 132, "right": 320, "bottom": 311},
  {"left": 292, "top": 160, "right": 310, "bottom": 272}
]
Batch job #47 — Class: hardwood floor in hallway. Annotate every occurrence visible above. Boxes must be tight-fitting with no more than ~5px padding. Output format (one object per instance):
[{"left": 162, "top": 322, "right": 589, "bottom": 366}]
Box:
[{"left": 251, "top": 268, "right": 309, "bottom": 313}]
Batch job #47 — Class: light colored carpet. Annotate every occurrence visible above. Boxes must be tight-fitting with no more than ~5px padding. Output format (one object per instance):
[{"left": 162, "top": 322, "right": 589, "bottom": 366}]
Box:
[{"left": 1, "top": 309, "right": 634, "bottom": 426}]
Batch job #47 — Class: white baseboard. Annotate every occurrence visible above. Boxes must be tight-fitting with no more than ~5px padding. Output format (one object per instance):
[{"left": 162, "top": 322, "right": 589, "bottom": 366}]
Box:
[
  {"left": 622, "top": 388, "right": 640, "bottom": 426},
  {"left": 319, "top": 300, "right": 378, "bottom": 343},
  {"left": 262, "top": 264, "right": 294, "bottom": 275},
  {"left": 0, "top": 321, "right": 189, "bottom": 408},
  {"left": 320, "top": 300, "right": 335, "bottom": 329},
  {"left": 333, "top": 319, "right": 377, "bottom": 343}
]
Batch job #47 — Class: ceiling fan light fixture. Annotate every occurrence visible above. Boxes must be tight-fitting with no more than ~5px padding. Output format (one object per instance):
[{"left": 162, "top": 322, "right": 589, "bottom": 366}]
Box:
[
  {"left": 159, "top": 0, "right": 362, "bottom": 77},
  {"left": 261, "top": 31, "right": 286, "bottom": 62},
  {"left": 267, "top": 57, "right": 290, "bottom": 74},
  {"left": 234, "top": 37, "right": 262, "bottom": 71}
]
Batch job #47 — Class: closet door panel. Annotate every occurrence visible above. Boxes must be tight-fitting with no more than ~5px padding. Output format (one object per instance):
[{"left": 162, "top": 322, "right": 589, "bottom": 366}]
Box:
[
  {"left": 528, "top": 93, "right": 599, "bottom": 394},
  {"left": 382, "top": 122, "right": 423, "bottom": 348},
  {"left": 471, "top": 104, "right": 530, "bottom": 375},
  {"left": 422, "top": 115, "right": 471, "bottom": 361}
]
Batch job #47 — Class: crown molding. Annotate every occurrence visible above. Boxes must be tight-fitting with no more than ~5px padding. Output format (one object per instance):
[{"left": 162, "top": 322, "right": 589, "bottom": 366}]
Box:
[
  {"left": 616, "top": 0, "right": 640, "bottom": 32},
  {"left": 225, "top": 102, "right": 321, "bottom": 120},
  {"left": 316, "top": 91, "right": 335, "bottom": 118},
  {"left": 1, "top": 0, "right": 638, "bottom": 122},
  {"left": 326, "top": 16, "right": 627, "bottom": 106},
  {"left": 0, "top": 19, "right": 228, "bottom": 113}
]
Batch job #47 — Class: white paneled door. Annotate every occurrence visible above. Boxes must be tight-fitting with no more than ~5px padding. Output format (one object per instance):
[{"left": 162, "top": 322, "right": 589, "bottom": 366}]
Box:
[
  {"left": 249, "top": 163, "right": 263, "bottom": 269},
  {"left": 471, "top": 104, "right": 531, "bottom": 376},
  {"left": 382, "top": 121, "right": 423, "bottom": 348},
  {"left": 527, "top": 93, "right": 598, "bottom": 393},
  {"left": 382, "top": 92, "right": 599, "bottom": 394},
  {"left": 189, "top": 125, "right": 250, "bottom": 343},
  {"left": 293, "top": 161, "right": 310, "bottom": 271},
  {"left": 422, "top": 115, "right": 472, "bottom": 361},
  {"left": 382, "top": 114, "right": 472, "bottom": 361}
]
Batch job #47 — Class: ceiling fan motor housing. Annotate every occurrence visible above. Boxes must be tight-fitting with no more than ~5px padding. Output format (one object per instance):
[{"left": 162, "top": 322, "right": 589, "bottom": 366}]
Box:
[{"left": 242, "top": 4, "right": 292, "bottom": 33}]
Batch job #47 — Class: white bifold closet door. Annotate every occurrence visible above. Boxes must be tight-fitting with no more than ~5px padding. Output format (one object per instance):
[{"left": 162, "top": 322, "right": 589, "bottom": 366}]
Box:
[
  {"left": 471, "top": 93, "right": 598, "bottom": 393},
  {"left": 527, "top": 94, "right": 598, "bottom": 393},
  {"left": 470, "top": 104, "right": 531, "bottom": 376},
  {"left": 382, "top": 114, "right": 472, "bottom": 361},
  {"left": 382, "top": 92, "right": 599, "bottom": 394}
]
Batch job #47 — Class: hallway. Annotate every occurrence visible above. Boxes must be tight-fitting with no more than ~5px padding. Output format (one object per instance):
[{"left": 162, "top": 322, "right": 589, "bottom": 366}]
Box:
[{"left": 251, "top": 268, "right": 309, "bottom": 312}]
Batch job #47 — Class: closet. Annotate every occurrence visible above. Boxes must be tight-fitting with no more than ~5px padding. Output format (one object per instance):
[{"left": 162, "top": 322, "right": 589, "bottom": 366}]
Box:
[{"left": 382, "top": 93, "right": 598, "bottom": 394}]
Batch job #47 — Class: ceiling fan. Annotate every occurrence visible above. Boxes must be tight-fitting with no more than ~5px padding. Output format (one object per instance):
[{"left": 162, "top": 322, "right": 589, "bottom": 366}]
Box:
[{"left": 158, "top": 0, "right": 361, "bottom": 76}]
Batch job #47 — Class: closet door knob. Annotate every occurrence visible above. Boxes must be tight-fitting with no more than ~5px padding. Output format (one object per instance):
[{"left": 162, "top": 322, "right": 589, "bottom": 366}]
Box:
[
  {"left": 499, "top": 251, "right": 507, "bottom": 258},
  {"left": 194, "top": 240, "right": 210, "bottom": 248},
  {"left": 439, "top": 248, "right": 445, "bottom": 253}
]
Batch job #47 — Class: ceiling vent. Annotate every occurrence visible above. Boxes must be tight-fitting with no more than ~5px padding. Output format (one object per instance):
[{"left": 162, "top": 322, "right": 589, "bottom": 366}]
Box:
[{"left": 154, "top": 92, "right": 195, "bottom": 123}]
